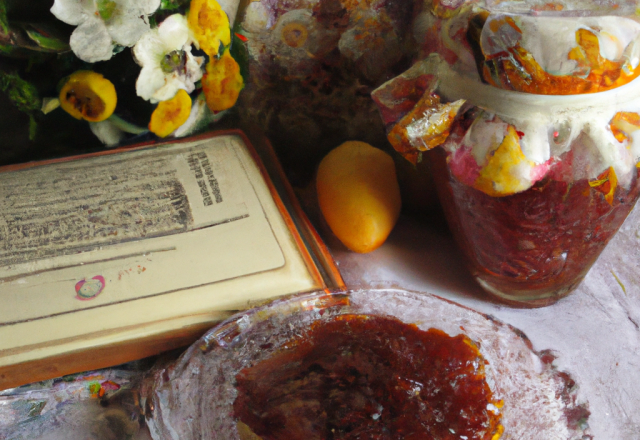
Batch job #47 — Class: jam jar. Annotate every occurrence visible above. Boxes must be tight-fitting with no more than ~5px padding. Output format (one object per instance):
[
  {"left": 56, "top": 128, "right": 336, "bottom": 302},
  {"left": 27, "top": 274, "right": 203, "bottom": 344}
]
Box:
[{"left": 373, "top": 7, "right": 640, "bottom": 306}]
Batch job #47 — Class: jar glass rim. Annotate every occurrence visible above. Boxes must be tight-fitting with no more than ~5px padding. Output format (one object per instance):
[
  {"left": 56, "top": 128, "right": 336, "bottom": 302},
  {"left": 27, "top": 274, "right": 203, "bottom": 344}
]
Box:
[
  {"left": 480, "top": 1, "right": 638, "bottom": 17},
  {"left": 436, "top": 57, "right": 640, "bottom": 118}
]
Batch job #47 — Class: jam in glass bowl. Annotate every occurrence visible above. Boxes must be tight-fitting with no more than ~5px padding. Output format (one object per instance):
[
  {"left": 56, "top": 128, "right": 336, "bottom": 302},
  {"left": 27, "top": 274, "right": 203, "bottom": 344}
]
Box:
[{"left": 141, "top": 289, "right": 590, "bottom": 439}]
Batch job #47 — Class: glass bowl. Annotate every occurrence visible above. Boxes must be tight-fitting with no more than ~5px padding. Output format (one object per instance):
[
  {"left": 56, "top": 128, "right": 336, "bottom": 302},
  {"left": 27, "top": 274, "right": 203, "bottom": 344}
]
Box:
[{"left": 141, "top": 289, "right": 590, "bottom": 439}]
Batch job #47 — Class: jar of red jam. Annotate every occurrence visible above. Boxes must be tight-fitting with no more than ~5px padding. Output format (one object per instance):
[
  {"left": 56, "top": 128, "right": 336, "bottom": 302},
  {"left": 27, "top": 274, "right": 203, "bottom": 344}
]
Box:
[{"left": 373, "top": 7, "right": 640, "bottom": 306}]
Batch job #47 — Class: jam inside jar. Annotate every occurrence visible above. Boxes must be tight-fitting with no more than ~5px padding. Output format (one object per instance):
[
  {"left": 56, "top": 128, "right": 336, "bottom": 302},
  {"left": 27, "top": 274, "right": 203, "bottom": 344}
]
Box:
[
  {"left": 372, "top": 9, "right": 640, "bottom": 306},
  {"left": 430, "top": 147, "right": 640, "bottom": 307}
]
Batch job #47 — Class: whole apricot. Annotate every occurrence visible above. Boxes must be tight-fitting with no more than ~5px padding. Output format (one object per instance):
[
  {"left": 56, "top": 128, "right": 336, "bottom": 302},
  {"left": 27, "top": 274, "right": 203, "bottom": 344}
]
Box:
[{"left": 317, "top": 141, "right": 401, "bottom": 253}]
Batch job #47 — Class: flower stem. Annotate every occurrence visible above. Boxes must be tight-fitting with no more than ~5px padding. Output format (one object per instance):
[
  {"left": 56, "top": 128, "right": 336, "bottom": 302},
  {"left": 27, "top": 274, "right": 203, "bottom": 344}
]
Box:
[{"left": 108, "top": 114, "right": 148, "bottom": 135}]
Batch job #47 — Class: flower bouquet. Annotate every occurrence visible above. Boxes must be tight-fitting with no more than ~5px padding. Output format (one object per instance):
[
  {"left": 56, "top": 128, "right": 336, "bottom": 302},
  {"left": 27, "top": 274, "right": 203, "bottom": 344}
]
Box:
[{"left": 0, "top": 0, "right": 245, "bottom": 163}]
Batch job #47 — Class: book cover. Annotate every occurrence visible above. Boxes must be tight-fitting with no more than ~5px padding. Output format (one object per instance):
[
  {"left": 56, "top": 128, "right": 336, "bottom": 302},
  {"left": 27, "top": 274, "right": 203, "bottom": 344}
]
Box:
[{"left": 0, "top": 130, "right": 344, "bottom": 390}]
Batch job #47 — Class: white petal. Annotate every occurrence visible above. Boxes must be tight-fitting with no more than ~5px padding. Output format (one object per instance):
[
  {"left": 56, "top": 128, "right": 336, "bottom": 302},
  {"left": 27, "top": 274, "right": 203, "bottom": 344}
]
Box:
[
  {"left": 50, "top": 0, "right": 92, "bottom": 26},
  {"left": 158, "top": 14, "right": 192, "bottom": 49},
  {"left": 41, "top": 97, "right": 61, "bottom": 114},
  {"left": 139, "top": 0, "right": 161, "bottom": 15},
  {"left": 151, "top": 77, "right": 189, "bottom": 103},
  {"left": 70, "top": 17, "right": 114, "bottom": 62},
  {"left": 136, "top": 66, "right": 168, "bottom": 102},
  {"left": 133, "top": 18, "right": 204, "bottom": 103},
  {"left": 115, "top": 0, "right": 160, "bottom": 16},
  {"left": 133, "top": 31, "right": 166, "bottom": 67},
  {"left": 90, "top": 120, "right": 125, "bottom": 147},
  {"left": 172, "top": 94, "right": 226, "bottom": 138},
  {"left": 172, "top": 95, "right": 207, "bottom": 138},
  {"left": 183, "top": 47, "right": 204, "bottom": 81},
  {"left": 107, "top": 13, "right": 151, "bottom": 47}
]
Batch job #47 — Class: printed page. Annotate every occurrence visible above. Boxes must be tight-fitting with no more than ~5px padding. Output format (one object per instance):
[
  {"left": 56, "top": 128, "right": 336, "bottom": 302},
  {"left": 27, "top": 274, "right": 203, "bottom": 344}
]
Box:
[
  {"left": 0, "top": 133, "right": 323, "bottom": 376},
  {"left": 0, "top": 136, "right": 287, "bottom": 324}
]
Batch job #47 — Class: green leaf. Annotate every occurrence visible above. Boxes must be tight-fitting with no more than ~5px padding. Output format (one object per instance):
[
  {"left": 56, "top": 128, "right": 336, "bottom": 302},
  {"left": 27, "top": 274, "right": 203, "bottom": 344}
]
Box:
[
  {"left": 0, "top": 22, "right": 69, "bottom": 58},
  {"left": 0, "top": 0, "right": 8, "bottom": 35},
  {"left": 28, "top": 114, "right": 37, "bottom": 139},
  {"left": 108, "top": 114, "right": 148, "bottom": 135},
  {"left": 0, "top": 70, "right": 40, "bottom": 112},
  {"left": 159, "top": 0, "right": 189, "bottom": 11},
  {"left": 230, "top": 29, "right": 249, "bottom": 84},
  {"left": 0, "top": 70, "right": 41, "bottom": 140},
  {"left": 27, "top": 401, "right": 46, "bottom": 418},
  {"left": 88, "top": 382, "right": 102, "bottom": 395},
  {"left": 25, "top": 23, "right": 70, "bottom": 52}
]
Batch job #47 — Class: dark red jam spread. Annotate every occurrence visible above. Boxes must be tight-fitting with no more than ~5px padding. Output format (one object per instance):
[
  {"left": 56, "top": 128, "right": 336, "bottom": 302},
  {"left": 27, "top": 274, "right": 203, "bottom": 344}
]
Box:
[
  {"left": 233, "top": 314, "right": 502, "bottom": 440},
  {"left": 431, "top": 148, "right": 640, "bottom": 305}
]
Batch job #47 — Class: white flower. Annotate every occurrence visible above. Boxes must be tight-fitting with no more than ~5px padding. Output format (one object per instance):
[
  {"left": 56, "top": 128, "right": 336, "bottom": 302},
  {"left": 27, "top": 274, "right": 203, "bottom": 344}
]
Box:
[
  {"left": 51, "top": 0, "right": 160, "bottom": 63},
  {"left": 90, "top": 120, "right": 125, "bottom": 147},
  {"left": 90, "top": 114, "right": 148, "bottom": 147},
  {"left": 133, "top": 14, "right": 204, "bottom": 103}
]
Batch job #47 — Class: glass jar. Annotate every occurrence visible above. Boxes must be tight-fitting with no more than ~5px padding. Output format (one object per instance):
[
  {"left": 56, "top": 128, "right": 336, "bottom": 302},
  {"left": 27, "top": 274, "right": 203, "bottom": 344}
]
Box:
[
  {"left": 373, "top": 9, "right": 640, "bottom": 306},
  {"left": 431, "top": 146, "right": 640, "bottom": 306}
]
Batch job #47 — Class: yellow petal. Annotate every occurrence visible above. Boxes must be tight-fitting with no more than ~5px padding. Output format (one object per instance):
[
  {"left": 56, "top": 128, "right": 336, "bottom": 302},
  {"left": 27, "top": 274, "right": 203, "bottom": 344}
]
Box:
[
  {"left": 149, "top": 90, "right": 192, "bottom": 138},
  {"left": 59, "top": 71, "right": 117, "bottom": 122},
  {"left": 188, "top": 0, "right": 231, "bottom": 57},
  {"left": 202, "top": 50, "right": 243, "bottom": 112}
]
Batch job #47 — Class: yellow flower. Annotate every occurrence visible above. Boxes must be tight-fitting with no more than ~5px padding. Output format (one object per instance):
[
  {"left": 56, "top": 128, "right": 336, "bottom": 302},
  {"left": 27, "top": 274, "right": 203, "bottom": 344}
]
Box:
[
  {"left": 202, "top": 50, "right": 243, "bottom": 112},
  {"left": 148, "top": 89, "right": 192, "bottom": 137},
  {"left": 188, "top": 0, "right": 230, "bottom": 57},
  {"left": 59, "top": 71, "right": 117, "bottom": 122}
]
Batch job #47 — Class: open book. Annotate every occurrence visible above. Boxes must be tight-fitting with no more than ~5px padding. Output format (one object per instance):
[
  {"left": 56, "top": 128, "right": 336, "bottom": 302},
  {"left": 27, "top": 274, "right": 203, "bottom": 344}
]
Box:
[{"left": 0, "top": 130, "right": 344, "bottom": 390}]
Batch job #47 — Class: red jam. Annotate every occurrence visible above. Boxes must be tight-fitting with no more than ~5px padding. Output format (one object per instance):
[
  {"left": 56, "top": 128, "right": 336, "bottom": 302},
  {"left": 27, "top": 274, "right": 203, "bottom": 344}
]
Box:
[
  {"left": 233, "top": 314, "right": 502, "bottom": 440},
  {"left": 431, "top": 148, "right": 640, "bottom": 306}
]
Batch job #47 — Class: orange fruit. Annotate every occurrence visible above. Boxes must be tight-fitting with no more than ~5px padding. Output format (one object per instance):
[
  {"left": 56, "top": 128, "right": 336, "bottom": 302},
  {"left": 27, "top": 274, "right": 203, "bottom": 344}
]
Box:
[{"left": 317, "top": 141, "right": 401, "bottom": 253}]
